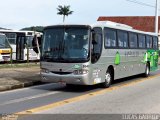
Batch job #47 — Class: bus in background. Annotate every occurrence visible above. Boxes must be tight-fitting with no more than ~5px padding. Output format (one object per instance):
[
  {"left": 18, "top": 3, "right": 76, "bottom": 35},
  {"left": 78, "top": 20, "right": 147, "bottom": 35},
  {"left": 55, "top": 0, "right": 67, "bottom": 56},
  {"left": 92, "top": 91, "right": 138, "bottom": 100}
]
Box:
[
  {"left": 40, "top": 22, "right": 159, "bottom": 87},
  {"left": 17, "top": 30, "right": 42, "bottom": 61},
  {"left": 0, "top": 33, "right": 11, "bottom": 62},
  {"left": 0, "top": 29, "right": 42, "bottom": 61}
]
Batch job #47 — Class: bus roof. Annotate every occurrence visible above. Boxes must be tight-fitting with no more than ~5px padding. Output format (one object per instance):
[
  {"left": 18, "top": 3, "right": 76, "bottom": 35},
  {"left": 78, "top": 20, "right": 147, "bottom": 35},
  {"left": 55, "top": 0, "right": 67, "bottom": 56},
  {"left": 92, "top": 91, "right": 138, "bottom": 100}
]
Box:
[
  {"left": 0, "top": 33, "right": 6, "bottom": 36},
  {"left": 91, "top": 21, "right": 158, "bottom": 36},
  {"left": 44, "top": 24, "right": 90, "bottom": 29},
  {"left": 44, "top": 21, "right": 158, "bottom": 37},
  {"left": 0, "top": 29, "right": 42, "bottom": 36}
]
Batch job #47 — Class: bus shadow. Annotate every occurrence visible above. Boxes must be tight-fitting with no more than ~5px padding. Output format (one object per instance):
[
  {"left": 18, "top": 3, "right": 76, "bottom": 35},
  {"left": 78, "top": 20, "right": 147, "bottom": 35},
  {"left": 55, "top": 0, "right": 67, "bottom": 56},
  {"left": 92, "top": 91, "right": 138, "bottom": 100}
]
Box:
[
  {"left": 34, "top": 72, "right": 157, "bottom": 94},
  {"left": 43, "top": 83, "right": 101, "bottom": 93},
  {"left": 38, "top": 74, "right": 146, "bottom": 93},
  {"left": 112, "top": 74, "right": 145, "bottom": 86}
]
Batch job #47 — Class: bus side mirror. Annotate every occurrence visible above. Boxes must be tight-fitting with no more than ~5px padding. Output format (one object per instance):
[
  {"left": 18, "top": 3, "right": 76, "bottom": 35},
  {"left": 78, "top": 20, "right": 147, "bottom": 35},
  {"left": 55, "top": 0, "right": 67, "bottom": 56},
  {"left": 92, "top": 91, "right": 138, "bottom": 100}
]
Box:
[{"left": 32, "top": 35, "right": 39, "bottom": 53}]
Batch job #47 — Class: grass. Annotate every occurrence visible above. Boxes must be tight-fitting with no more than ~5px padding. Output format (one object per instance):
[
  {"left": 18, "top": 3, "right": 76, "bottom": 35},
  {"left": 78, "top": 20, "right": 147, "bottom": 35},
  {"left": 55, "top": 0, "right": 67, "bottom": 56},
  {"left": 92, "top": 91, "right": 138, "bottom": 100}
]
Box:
[{"left": 0, "top": 62, "right": 40, "bottom": 69}]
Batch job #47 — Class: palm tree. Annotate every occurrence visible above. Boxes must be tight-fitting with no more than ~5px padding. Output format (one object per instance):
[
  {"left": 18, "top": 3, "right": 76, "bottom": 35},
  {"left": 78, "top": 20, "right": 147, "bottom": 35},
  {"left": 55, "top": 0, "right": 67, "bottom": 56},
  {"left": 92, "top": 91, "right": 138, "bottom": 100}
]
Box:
[{"left": 57, "top": 5, "right": 73, "bottom": 22}]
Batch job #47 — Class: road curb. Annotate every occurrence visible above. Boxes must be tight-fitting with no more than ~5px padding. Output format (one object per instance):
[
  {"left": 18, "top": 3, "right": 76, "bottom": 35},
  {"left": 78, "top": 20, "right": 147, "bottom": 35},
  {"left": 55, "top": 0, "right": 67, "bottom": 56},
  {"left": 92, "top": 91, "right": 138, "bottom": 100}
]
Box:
[
  {"left": 0, "top": 86, "right": 11, "bottom": 91},
  {"left": 0, "top": 81, "right": 41, "bottom": 92}
]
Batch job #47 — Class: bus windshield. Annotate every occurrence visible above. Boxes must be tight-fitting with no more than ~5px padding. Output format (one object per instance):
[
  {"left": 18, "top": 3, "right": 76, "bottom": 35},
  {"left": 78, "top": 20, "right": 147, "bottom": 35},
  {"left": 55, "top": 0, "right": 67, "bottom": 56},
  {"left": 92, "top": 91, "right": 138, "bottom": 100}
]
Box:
[
  {"left": 42, "top": 26, "right": 90, "bottom": 63},
  {"left": 0, "top": 35, "right": 10, "bottom": 48}
]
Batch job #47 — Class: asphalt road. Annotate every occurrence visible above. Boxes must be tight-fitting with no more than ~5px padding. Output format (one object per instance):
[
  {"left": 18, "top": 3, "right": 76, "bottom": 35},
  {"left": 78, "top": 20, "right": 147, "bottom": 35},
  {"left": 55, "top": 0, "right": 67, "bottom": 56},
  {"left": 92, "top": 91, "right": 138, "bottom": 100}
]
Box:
[
  {"left": 0, "top": 81, "right": 104, "bottom": 114},
  {"left": 0, "top": 69, "right": 160, "bottom": 120},
  {"left": 38, "top": 73, "right": 160, "bottom": 114}
]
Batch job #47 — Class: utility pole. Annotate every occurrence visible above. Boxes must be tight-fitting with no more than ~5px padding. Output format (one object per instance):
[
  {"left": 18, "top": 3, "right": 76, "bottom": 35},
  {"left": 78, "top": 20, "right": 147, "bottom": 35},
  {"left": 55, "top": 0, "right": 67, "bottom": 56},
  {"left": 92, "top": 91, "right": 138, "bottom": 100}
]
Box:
[{"left": 155, "top": 0, "right": 159, "bottom": 34}]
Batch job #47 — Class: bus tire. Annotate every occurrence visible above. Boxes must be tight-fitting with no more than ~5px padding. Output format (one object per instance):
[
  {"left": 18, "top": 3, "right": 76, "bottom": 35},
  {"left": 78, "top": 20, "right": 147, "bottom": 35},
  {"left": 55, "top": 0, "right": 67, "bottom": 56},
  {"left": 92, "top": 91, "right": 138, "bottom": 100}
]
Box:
[
  {"left": 66, "top": 84, "right": 75, "bottom": 88},
  {"left": 143, "top": 63, "right": 150, "bottom": 77},
  {"left": 101, "top": 70, "right": 112, "bottom": 88}
]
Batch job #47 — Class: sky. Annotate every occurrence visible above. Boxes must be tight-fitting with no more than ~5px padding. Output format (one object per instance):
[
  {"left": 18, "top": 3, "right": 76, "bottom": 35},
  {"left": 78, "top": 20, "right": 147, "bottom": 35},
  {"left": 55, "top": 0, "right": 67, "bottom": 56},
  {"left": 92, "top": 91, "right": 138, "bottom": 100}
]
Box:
[{"left": 0, "top": 0, "right": 158, "bottom": 30}]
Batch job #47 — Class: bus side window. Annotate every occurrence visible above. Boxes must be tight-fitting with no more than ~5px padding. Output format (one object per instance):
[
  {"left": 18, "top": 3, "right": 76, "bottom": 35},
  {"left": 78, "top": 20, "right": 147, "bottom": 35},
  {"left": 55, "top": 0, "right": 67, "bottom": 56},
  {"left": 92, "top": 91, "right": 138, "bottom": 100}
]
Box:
[
  {"left": 104, "top": 28, "right": 117, "bottom": 48},
  {"left": 91, "top": 27, "right": 102, "bottom": 63},
  {"left": 153, "top": 36, "right": 158, "bottom": 49},
  {"left": 129, "top": 32, "right": 138, "bottom": 48},
  {"left": 138, "top": 34, "right": 146, "bottom": 49},
  {"left": 146, "top": 35, "right": 152, "bottom": 49},
  {"left": 117, "top": 30, "right": 128, "bottom": 48}
]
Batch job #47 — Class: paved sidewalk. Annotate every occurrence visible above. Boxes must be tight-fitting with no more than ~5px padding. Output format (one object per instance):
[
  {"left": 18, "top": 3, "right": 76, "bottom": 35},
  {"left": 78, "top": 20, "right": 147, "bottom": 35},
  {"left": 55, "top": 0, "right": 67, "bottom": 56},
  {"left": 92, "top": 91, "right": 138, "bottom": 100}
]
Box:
[{"left": 0, "top": 64, "right": 41, "bottom": 92}]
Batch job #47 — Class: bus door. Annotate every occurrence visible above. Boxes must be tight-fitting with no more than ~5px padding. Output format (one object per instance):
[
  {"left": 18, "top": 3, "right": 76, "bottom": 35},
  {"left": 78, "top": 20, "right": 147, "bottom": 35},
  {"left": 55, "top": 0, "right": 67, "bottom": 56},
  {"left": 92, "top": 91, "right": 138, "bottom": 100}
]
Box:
[{"left": 16, "top": 34, "right": 26, "bottom": 61}]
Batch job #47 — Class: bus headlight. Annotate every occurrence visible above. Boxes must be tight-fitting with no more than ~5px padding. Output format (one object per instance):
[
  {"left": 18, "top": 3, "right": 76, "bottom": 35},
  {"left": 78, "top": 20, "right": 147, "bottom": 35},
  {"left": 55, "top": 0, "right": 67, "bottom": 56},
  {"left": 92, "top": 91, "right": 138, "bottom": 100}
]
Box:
[
  {"left": 73, "top": 69, "right": 88, "bottom": 75},
  {"left": 41, "top": 68, "right": 50, "bottom": 73}
]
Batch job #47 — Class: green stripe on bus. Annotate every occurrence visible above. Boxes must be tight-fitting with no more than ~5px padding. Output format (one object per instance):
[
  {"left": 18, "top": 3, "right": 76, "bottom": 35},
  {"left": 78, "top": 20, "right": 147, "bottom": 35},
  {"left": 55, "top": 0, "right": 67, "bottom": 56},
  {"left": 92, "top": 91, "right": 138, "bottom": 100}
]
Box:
[{"left": 114, "top": 52, "right": 120, "bottom": 65}]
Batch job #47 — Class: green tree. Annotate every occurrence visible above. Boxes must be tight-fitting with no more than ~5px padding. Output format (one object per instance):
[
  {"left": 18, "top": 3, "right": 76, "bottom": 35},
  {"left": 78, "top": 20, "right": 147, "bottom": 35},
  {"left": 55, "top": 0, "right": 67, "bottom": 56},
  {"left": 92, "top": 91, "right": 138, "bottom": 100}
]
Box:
[{"left": 57, "top": 5, "right": 73, "bottom": 22}]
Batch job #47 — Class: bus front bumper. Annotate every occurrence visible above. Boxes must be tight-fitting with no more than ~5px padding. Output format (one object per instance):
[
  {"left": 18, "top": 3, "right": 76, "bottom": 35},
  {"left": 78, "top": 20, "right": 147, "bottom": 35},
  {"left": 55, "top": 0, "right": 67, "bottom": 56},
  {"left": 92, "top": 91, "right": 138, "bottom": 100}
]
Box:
[
  {"left": 41, "top": 72, "right": 90, "bottom": 85},
  {"left": 0, "top": 55, "right": 10, "bottom": 62}
]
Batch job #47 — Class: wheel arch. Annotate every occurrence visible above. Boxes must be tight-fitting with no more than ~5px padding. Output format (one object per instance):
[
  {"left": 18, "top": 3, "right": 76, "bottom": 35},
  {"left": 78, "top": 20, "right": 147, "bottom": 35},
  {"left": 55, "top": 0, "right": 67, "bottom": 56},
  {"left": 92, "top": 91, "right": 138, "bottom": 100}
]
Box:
[
  {"left": 146, "top": 61, "right": 150, "bottom": 70},
  {"left": 107, "top": 65, "right": 114, "bottom": 81}
]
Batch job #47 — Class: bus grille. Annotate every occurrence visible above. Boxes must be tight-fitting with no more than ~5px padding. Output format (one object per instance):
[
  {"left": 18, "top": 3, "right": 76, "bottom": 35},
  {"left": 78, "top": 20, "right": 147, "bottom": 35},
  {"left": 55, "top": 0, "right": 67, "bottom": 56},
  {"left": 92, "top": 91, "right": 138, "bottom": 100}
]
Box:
[{"left": 51, "top": 71, "right": 72, "bottom": 75}]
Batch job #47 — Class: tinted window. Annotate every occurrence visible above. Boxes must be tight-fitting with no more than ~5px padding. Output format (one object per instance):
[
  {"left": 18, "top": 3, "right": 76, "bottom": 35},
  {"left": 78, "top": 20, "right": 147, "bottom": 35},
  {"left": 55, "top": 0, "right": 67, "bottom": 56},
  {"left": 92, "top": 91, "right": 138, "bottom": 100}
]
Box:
[
  {"left": 117, "top": 30, "right": 128, "bottom": 48},
  {"left": 153, "top": 36, "right": 158, "bottom": 49},
  {"left": 129, "top": 32, "right": 137, "bottom": 48},
  {"left": 104, "top": 28, "right": 117, "bottom": 48},
  {"left": 91, "top": 27, "right": 103, "bottom": 63},
  {"left": 93, "top": 27, "right": 102, "bottom": 54},
  {"left": 5, "top": 33, "right": 17, "bottom": 44},
  {"left": 42, "top": 27, "right": 90, "bottom": 63},
  {"left": 146, "top": 36, "right": 152, "bottom": 48},
  {"left": 138, "top": 34, "right": 146, "bottom": 48},
  {"left": 0, "top": 35, "right": 10, "bottom": 48}
]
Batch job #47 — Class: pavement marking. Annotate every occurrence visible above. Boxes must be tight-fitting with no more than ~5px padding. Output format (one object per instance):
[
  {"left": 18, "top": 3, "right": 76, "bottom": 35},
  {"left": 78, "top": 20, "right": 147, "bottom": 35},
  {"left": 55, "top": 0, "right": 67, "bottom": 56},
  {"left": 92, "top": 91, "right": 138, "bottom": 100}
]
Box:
[
  {"left": 16, "top": 73, "right": 160, "bottom": 115},
  {"left": 0, "top": 83, "right": 57, "bottom": 95},
  {"left": 0, "top": 91, "right": 60, "bottom": 106}
]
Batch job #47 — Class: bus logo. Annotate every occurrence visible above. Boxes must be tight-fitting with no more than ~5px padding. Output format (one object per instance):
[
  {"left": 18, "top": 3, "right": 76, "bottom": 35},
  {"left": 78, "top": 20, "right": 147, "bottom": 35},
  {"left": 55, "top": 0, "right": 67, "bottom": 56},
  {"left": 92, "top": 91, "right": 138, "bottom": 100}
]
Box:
[{"left": 73, "top": 65, "right": 81, "bottom": 69}]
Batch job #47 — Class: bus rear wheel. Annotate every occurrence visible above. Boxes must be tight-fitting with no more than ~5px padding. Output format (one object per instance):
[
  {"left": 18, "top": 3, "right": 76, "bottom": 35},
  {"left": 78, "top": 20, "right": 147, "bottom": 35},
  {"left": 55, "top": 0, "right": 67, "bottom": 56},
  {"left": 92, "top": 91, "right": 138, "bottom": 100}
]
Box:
[
  {"left": 143, "top": 63, "right": 150, "bottom": 77},
  {"left": 101, "top": 70, "right": 112, "bottom": 88}
]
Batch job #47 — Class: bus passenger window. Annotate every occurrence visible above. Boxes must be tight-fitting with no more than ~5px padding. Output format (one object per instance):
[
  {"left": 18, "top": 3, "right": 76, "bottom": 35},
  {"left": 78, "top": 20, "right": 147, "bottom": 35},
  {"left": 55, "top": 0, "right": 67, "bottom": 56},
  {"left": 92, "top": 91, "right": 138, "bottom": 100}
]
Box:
[
  {"left": 117, "top": 30, "right": 128, "bottom": 48},
  {"left": 129, "top": 32, "right": 137, "bottom": 48},
  {"left": 138, "top": 34, "right": 146, "bottom": 48},
  {"left": 104, "top": 28, "right": 117, "bottom": 48},
  {"left": 146, "top": 36, "right": 152, "bottom": 49},
  {"left": 153, "top": 37, "right": 158, "bottom": 49}
]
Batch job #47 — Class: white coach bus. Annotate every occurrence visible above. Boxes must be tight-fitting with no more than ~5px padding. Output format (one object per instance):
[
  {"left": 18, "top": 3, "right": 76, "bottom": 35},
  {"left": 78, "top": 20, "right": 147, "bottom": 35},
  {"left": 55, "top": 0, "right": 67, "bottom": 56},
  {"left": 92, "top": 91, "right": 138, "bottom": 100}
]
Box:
[
  {"left": 40, "top": 21, "right": 159, "bottom": 87},
  {"left": 0, "top": 30, "right": 42, "bottom": 61},
  {"left": 0, "top": 33, "right": 11, "bottom": 62}
]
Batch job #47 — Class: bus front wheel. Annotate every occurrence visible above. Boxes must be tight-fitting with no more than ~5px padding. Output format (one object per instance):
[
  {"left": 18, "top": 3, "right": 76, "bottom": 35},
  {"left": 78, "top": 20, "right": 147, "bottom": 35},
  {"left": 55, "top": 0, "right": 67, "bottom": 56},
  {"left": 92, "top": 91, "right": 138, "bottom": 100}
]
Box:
[{"left": 101, "top": 70, "right": 112, "bottom": 88}]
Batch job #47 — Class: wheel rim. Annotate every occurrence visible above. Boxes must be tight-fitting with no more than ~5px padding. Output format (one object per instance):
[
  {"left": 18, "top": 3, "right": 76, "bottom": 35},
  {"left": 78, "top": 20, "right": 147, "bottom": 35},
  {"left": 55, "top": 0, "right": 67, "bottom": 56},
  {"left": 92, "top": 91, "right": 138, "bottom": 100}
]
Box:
[
  {"left": 146, "top": 66, "right": 149, "bottom": 75},
  {"left": 105, "top": 73, "right": 111, "bottom": 84}
]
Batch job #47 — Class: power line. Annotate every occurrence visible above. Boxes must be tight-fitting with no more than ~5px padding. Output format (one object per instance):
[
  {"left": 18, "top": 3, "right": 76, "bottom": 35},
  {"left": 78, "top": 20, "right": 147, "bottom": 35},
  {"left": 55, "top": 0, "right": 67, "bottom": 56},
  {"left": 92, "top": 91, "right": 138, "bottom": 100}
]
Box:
[
  {"left": 126, "top": 0, "right": 156, "bottom": 8},
  {"left": 126, "top": 0, "right": 159, "bottom": 33}
]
